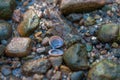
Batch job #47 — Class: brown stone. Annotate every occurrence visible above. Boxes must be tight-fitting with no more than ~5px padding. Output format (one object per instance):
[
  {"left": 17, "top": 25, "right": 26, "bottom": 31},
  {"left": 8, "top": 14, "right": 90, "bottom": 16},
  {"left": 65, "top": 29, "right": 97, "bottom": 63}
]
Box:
[
  {"left": 60, "top": 0, "right": 105, "bottom": 15},
  {"left": 5, "top": 37, "right": 32, "bottom": 57},
  {"left": 22, "top": 58, "right": 51, "bottom": 75}
]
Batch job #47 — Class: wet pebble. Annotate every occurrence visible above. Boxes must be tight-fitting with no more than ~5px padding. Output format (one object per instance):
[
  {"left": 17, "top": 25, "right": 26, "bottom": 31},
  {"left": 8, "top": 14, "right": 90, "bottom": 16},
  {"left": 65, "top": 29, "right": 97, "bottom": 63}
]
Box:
[{"left": 71, "top": 71, "right": 84, "bottom": 80}]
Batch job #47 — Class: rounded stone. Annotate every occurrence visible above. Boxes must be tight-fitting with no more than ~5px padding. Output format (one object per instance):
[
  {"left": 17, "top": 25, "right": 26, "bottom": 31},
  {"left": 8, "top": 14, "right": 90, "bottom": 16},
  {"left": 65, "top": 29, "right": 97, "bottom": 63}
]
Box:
[
  {"left": 0, "top": 20, "right": 12, "bottom": 40},
  {"left": 5, "top": 37, "right": 32, "bottom": 57},
  {"left": 88, "top": 59, "right": 120, "bottom": 80},
  {"left": 63, "top": 43, "right": 89, "bottom": 71},
  {"left": 97, "top": 23, "right": 119, "bottom": 42}
]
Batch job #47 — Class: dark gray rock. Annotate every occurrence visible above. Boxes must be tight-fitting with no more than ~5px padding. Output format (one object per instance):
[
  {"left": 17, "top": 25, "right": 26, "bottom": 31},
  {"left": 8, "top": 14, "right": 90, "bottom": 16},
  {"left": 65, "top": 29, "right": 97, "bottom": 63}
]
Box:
[
  {"left": 71, "top": 71, "right": 84, "bottom": 80},
  {"left": 0, "top": 20, "right": 12, "bottom": 40},
  {"left": 63, "top": 43, "right": 89, "bottom": 71}
]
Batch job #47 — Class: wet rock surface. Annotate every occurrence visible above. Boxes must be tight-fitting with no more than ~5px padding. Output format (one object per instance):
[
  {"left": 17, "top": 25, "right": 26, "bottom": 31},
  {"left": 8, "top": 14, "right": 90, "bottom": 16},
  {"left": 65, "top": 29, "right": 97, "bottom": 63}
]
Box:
[
  {"left": 63, "top": 43, "right": 89, "bottom": 71},
  {"left": 5, "top": 37, "right": 32, "bottom": 57},
  {"left": 88, "top": 59, "right": 120, "bottom": 80},
  {"left": 0, "top": 0, "right": 120, "bottom": 79}
]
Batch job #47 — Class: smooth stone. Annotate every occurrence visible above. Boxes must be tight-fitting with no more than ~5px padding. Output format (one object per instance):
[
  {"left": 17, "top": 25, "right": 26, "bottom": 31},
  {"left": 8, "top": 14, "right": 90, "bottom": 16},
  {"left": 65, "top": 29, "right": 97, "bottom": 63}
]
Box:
[
  {"left": 63, "top": 43, "right": 89, "bottom": 71},
  {"left": 97, "top": 23, "right": 119, "bottom": 42},
  {"left": 112, "top": 48, "right": 120, "bottom": 58},
  {"left": 1, "top": 65, "right": 11, "bottom": 76},
  {"left": 17, "top": 9, "right": 39, "bottom": 37},
  {"left": 0, "top": 20, "right": 12, "bottom": 40},
  {"left": 88, "top": 59, "right": 120, "bottom": 80},
  {"left": 33, "top": 74, "right": 44, "bottom": 80},
  {"left": 71, "top": 71, "right": 84, "bottom": 80},
  {"left": 0, "top": 0, "right": 16, "bottom": 19},
  {"left": 60, "top": 0, "right": 105, "bottom": 15},
  {"left": 5, "top": 37, "right": 32, "bottom": 57},
  {"left": 84, "top": 16, "right": 96, "bottom": 26},
  {"left": 22, "top": 58, "right": 51, "bottom": 75},
  {"left": 49, "top": 56, "right": 63, "bottom": 68}
]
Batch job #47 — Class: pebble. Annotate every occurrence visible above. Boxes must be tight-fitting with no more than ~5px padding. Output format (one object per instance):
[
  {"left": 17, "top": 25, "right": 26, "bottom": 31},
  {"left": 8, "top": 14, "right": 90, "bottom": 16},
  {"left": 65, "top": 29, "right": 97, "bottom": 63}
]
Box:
[
  {"left": 1, "top": 65, "right": 11, "bottom": 76},
  {"left": 0, "top": 20, "right": 12, "bottom": 40},
  {"left": 51, "top": 71, "right": 61, "bottom": 80},
  {"left": 5, "top": 37, "right": 32, "bottom": 57},
  {"left": 36, "top": 47, "right": 46, "bottom": 54},
  {"left": 22, "top": 58, "right": 51, "bottom": 75},
  {"left": 71, "top": 71, "right": 84, "bottom": 80}
]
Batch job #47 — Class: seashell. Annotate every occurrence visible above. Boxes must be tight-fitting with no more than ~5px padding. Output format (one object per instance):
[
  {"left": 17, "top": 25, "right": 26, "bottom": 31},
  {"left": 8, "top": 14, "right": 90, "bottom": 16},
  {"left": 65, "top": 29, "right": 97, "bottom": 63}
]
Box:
[
  {"left": 48, "top": 49, "right": 64, "bottom": 56},
  {"left": 49, "top": 36, "right": 64, "bottom": 49}
]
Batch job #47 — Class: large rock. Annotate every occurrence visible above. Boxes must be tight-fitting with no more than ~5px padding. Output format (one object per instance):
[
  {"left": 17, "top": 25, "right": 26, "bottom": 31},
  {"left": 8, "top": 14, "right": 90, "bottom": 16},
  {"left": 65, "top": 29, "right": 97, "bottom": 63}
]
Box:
[
  {"left": 63, "top": 43, "right": 89, "bottom": 71},
  {"left": 5, "top": 37, "right": 32, "bottom": 57},
  {"left": 22, "top": 58, "right": 51, "bottom": 75},
  {"left": 60, "top": 0, "right": 105, "bottom": 15},
  {"left": 97, "top": 23, "right": 119, "bottom": 42},
  {"left": 88, "top": 59, "right": 120, "bottom": 80},
  {"left": 17, "top": 9, "right": 39, "bottom": 37},
  {"left": 0, "top": 0, "right": 16, "bottom": 19},
  {"left": 0, "top": 20, "right": 12, "bottom": 40}
]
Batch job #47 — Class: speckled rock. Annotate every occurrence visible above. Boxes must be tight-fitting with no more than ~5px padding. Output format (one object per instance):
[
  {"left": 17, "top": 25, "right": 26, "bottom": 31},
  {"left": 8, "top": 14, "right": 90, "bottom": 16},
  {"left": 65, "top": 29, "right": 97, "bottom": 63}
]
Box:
[
  {"left": 22, "top": 58, "right": 51, "bottom": 75},
  {"left": 0, "top": 20, "right": 12, "bottom": 40},
  {"left": 97, "top": 23, "right": 119, "bottom": 42},
  {"left": 17, "top": 9, "right": 39, "bottom": 37},
  {"left": 5, "top": 37, "right": 32, "bottom": 57},
  {"left": 51, "top": 71, "right": 61, "bottom": 80},
  {"left": 60, "top": 0, "right": 105, "bottom": 15},
  {"left": 0, "top": 0, "right": 16, "bottom": 19},
  {"left": 88, "top": 59, "right": 120, "bottom": 80},
  {"left": 63, "top": 43, "right": 89, "bottom": 71}
]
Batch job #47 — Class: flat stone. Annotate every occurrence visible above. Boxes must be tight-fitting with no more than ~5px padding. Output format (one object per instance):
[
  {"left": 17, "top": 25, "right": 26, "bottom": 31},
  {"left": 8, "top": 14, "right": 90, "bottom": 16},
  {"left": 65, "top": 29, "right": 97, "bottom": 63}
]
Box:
[
  {"left": 0, "top": 0, "right": 16, "bottom": 19},
  {"left": 5, "top": 37, "right": 32, "bottom": 57},
  {"left": 60, "top": 0, "right": 105, "bottom": 15},
  {"left": 88, "top": 59, "right": 120, "bottom": 80},
  {"left": 0, "top": 20, "right": 12, "bottom": 40},
  {"left": 63, "top": 43, "right": 89, "bottom": 71},
  {"left": 17, "top": 9, "right": 39, "bottom": 37},
  {"left": 22, "top": 58, "right": 51, "bottom": 75}
]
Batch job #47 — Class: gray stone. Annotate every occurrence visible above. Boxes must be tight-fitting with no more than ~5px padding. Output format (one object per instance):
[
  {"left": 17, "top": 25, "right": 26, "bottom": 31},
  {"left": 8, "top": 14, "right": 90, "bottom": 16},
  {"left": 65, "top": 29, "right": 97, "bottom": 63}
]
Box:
[
  {"left": 71, "top": 71, "right": 84, "bottom": 80},
  {"left": 63, "top": 43, "right": 89, "bottom": 71},
  {"left": 88, "top": 59, "right": 120, "bottom": 80},
  {"left": 0, "top": 20, "right": 12, "bottom": 40}
]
